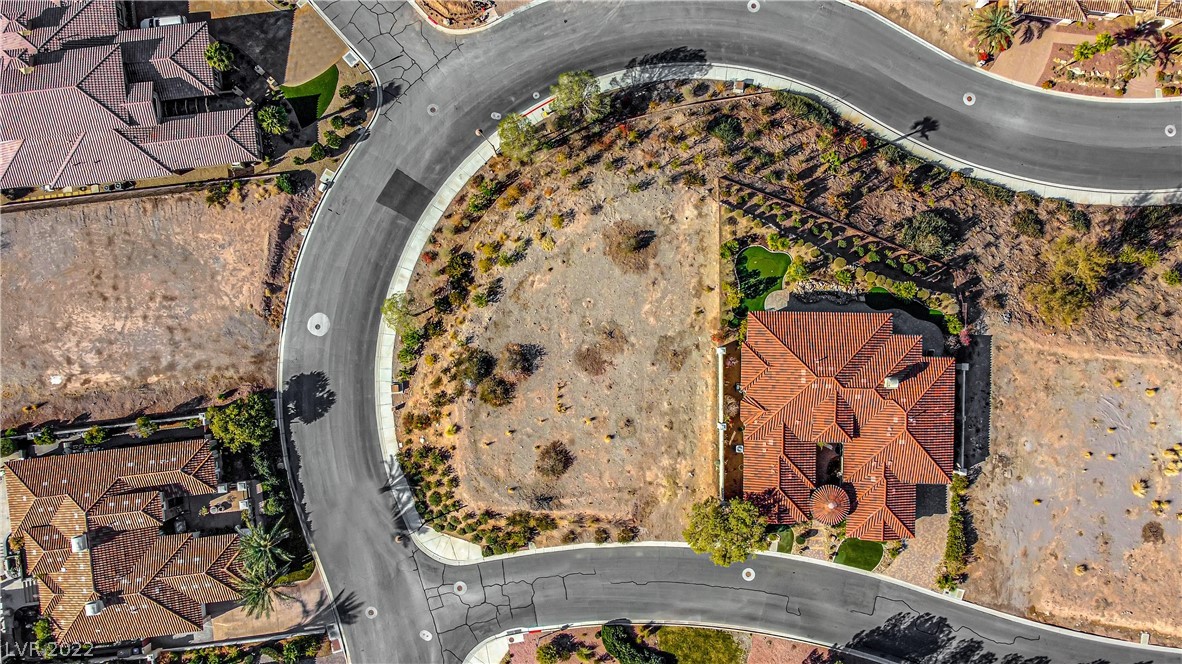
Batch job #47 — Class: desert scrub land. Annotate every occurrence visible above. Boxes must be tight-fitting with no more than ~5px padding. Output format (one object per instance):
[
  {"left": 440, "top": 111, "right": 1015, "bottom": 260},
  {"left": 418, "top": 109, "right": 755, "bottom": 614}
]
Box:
[
  {"left": 390, "top": 78, "right": 1179, "bottom": 563},
  {"left": 1, "top": 180, "right": 313, "bottom": 427}
]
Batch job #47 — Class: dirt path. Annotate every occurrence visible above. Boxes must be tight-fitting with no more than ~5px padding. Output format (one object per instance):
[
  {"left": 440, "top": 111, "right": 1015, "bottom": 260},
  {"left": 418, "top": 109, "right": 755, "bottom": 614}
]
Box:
[{"left": 1, "top": 185, "right": 309, "bottom": 427}]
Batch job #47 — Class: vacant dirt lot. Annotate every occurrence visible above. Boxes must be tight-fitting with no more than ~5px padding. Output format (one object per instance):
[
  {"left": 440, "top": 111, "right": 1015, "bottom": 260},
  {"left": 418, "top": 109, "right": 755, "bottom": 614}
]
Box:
[
  {"left": 1, "top": 185, "right": 310, "bottom": 426},
  {"left": 405, "top": 176, "right": 719, "bottom": 539},
  {"left": 966, "top": 328, "right": 1182, "bottom": 645},
  {"left": 855, "top": 0, "right": 978, "bottom": 63}
]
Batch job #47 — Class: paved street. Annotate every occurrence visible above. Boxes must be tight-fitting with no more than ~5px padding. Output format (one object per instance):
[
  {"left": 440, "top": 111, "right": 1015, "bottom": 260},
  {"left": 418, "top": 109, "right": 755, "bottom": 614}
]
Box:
[{"left": 279, "top": 2, "right": 1182, "bottom": 662}]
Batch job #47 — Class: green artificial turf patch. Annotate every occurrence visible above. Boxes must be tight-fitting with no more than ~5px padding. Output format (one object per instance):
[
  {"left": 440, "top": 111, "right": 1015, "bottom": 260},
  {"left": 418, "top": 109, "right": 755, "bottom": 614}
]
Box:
[
  {"left": 280, "top": 64, "right": 340, "bottom": 126},
  {"left": 657, "top": 626, "right": 746, "bottom": 664},
  {"left": 834, "top": 537, "right": 884, "bottom": 571}
]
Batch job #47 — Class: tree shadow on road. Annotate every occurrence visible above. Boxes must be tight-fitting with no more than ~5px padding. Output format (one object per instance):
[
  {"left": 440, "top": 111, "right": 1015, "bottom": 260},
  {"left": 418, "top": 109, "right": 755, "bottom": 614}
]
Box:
[{"left": 284, "top": 371, "right": 337, "bottom": 424}]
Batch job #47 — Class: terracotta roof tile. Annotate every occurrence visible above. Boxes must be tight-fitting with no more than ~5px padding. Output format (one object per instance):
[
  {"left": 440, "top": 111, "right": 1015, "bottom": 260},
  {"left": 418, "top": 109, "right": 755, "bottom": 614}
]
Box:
[{"left": 741, "top": 312, "right": 955, "bottom": 541}]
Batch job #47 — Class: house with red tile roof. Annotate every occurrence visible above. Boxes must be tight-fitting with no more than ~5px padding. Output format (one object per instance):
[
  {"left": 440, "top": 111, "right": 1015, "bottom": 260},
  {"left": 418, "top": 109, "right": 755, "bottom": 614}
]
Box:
[
  {"left": 4, "top": 439, "right": 243, "bottom": 644},
  {"left": 740, "top": 311, "right": 956, "bottom": 541},
  {"left": 0, "top": 0, "right": 261, "bottom": 192},
  {"left": 1011, "top": 0, "right": 1182, "bottom": 24}
]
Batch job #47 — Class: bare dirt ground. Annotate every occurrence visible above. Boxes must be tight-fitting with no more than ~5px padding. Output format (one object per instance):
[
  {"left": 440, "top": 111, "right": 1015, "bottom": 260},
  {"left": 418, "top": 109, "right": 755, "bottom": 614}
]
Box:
[
  {"left": 854, "top": 0, "right": 978, "bottom": 63},
  {"left": 406, "top": 178, "right": 719, "bottom": 540},
  {"left": 965, "top": 327, "right": 1182, "bottom": 645},
  {"left": 0, "top": 184, "right": 311, "bottom": 427}
]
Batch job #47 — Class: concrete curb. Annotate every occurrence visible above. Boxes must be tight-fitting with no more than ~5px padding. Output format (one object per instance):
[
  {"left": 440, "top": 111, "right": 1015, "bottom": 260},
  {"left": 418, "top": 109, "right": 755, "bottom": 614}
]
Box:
[{"left": 405, "top": 0, "right": 553, "bottom": 35}]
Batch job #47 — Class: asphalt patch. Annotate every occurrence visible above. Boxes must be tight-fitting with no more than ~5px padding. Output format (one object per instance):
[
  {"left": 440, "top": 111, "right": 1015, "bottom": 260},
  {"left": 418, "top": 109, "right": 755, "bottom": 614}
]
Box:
[{"left": 376, "top": 169, "right": 433, "bottom": 219}]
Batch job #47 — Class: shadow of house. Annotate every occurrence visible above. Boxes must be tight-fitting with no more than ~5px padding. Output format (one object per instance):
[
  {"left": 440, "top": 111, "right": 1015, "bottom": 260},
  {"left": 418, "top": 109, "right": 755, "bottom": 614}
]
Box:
[{"left": 203, "top": 10, "right": 294, "bottom": 83}]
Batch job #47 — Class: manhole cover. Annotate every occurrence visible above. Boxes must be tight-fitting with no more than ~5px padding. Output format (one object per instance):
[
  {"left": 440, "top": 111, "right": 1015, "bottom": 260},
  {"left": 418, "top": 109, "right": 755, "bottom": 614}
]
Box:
[
  {"left": 453, "top": 581, "right": 467, "bottom": 595},
  {"left": 741, "top": 567, "right": 756, "bottom": 582},
  {"left": 490, "top": 111, "right": 503, "bottom": 120},
  {"left": 365, "top": 606, "right": 378, "bottom": 619},
  {"left": 1166, "top": 124, "right": 1177, "bottom": 138},
  {"left": 532, "top": 91, "right": 541, "bottom": 100},
  {"left": 427, "top": 104, "right": 439, "bottom": 116},
  {"left": 962, "top": 93, "right": 977, "bottom": 106},
  {"left": 748, "top": 0, "right": 761, "bottom": 11},
  {"left": 307, "top": 313, "right": 330, "bottom": 337},
  {"left": 419, "top": 630, "right": 433, "bottom": 641}
]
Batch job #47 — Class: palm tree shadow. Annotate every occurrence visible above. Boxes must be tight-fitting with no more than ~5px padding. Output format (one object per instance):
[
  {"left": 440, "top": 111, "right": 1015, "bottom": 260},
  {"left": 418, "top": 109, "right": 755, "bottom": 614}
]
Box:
[{"left": 283, "top": 371, "right": 337, "bottom": 424}]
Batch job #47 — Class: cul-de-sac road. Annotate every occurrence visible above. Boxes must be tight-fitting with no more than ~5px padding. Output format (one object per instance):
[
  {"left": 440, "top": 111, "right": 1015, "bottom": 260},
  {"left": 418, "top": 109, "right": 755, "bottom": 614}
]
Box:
[{"left": 277, "top": 2, "right": 1182, "bottom": 663}]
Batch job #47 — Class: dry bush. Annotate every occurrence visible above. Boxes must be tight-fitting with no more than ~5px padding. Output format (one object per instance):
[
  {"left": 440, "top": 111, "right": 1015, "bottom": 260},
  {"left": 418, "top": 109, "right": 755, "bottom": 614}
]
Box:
[
  {"left": 574, "top": 323, "right": 628, "bottom": 376},
  {"left": 536, "top": 441, "right": 575, "bottom": 479},
  {"left": 603, "top": 221, "right": 658, "bottom": 273},
  {"left": 1142, "top": 521, "right": 1165, "bottom": 544}
]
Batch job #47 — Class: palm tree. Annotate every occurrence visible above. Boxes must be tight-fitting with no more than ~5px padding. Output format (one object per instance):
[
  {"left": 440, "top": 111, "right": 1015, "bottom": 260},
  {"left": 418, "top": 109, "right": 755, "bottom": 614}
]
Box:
[
  {"left": 235, "top": 573, "right": 293, "bottom": 619},
  {"left": 971, "top": 4, "right": 1017, "bottom": 55},
  {"left": 1119, "top": 41, "right": 1156, "bottom": 79},
  {"left": 239, "top": 519, "right": 294, "bottom": 579}
]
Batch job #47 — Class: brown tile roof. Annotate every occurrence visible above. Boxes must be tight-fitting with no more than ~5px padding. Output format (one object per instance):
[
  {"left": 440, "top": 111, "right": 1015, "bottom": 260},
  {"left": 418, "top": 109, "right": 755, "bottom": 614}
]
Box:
[
  {"left": 1, "top": 0, "right": 120, "bottom": 52},
  {"left": 0, "top": 2, "right": 261, "bottom": 190},
  {"left": 4, "top": 440, "right": 241, "bottom": 644},
  {"left": 740, "top": 312, "right": 955, "bottom": 541},
  {"left": 115, "top": 22, "right": 217, "bottom": 101},
  {"left": 810, "top": 485, "right": 851, "bottom": 526},
  {"left": 1014, "top": 0, "right": 1170, "bottom": 18}
]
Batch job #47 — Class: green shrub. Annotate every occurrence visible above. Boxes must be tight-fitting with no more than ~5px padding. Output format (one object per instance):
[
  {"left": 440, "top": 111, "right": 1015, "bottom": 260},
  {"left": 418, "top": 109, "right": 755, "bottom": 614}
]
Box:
[
  {"left": 1162, "top": 268, "right": 1182, "bottom": 286},
  {"left": 82, "top": 425, "right": 108, "bottom": 446},
  {"left": 275, "top": 172, "right": 296, "bottom": 194},
  {"left": 331, "top": 115, "right": 346, "bottom": 131},
  {"left": 308, "top": 142, "right": 326, "bottom": 161},
  {"left": 1011, "top": 209, "right": 1044, "bottom": 238},
  {"left": 601, "top": 625, "right": 667, "bottom": 664},
  {"left": 0, "top": 432, "right": 18, "bottom": 457},
  {"left": 707, "top": 115, "right": 744, "bottom": 145},
  {"left": 964, "top": 176, "right": 1014, "bottom": 204},
  {"left": 206, "top": 393, "right": 274, "bottom": 452},
  {"left": 834, "top": 269, "right": 853, "bottom": 287},
  {"left": 324, "top": 130, "right": 343, "bottom": 150},
  {"left": 772, "top": 90, "right": 835, "bottom": 127},
  {"left": 899, "top": 210, "right": 957, "bottom": 258},
  {"left": 135, "top": 416, "right": 158, "bottom": 438},
  {"left": 783, "top": 256, "right": 810, "bottom": 285}
]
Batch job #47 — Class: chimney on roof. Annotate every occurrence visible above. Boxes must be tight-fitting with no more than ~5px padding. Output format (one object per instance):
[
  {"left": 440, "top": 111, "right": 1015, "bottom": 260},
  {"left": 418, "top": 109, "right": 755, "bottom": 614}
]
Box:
[
  {"left": 70, "top": 534, "right": 89, "bottom": 553},
  {"left": 84, "top": 600, "right": 104, "bottom": 616},
  {"left": 883, "top": 374, "right": 901, "bottom": 390}
]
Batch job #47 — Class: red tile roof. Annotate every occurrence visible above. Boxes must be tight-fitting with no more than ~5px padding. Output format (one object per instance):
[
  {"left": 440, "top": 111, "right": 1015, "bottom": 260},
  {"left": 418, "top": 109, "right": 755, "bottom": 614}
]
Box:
[
  {"left": 810, "top": 485, "right": 851, "bottom": 526},
  {"left": 740, "top": 312, "right": 955, "bottom": 541},
  {"left": 4, "top": 439, "right": 242, "bottom": 644},
  {"left": 1013, "top": 0, "right": 1176, "bottom": 19},
  {"left": 115, "top": 22, "right": 217, "bottom": 101}
]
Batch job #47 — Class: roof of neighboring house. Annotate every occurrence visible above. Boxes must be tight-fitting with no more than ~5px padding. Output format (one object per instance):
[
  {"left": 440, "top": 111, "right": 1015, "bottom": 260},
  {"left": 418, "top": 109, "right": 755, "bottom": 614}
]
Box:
[
  {"left": 1, "top": 0, "right": 120, "bottom": 52},
  {"left": 4, "top": 439, "right": 242, "bottom": 644},
  {"left": 1013, "top": 0, "right": 1178, "bottom": 19},
  {"left": 0, "top": 1, "right": 261, "bottom": 190},
  {"left": 740, "top": 311, "right": 955, "bottom": 541},
  {"left": 115, "top": 22, "right": 217, "bottom": 101}
]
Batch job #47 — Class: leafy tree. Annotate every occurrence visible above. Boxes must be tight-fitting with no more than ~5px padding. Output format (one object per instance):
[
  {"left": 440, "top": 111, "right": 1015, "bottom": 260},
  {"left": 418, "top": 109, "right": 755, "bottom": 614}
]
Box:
[
  {"left": 550, "top": 70, "right": 609, "bottom": 123},
  {"left": 1094, "top": 32, "right": 1115, "bottom": 53},
  {"left": 239, "top": 519, "right": 294, "bottom": 578},
  {"left": 1120, "top": 41, "right": 1155, "bottom": 79},
  {"left": 257, "top": 105, "right": 289, "bottom": 135},
  {"left": 900, "top": 211, "right": 957, "bottom": 258},
  {"left": 970, "top": 4, "right": 1016, "bottom": 55},
  {"left": 33, "top": 618, "right": 54, "bottom": 648},
  {"left": 33, "top": 427, "right": 54, "bottom": 447},
  {"left": 380, "top": 293, "right": 417, "bottom": 335},
  {"left": 782, "top": 256, "right": 810, "bottom": 285},
  {"left": 497, "top": 113, "right": 539, "bottom": 163},
  {"left": 206, "top": 393, "right": 274, "bottom": 452},
  {"left": 135, "top": 416, "right": 158, "bottom": 438},
  {"left": 683, "top": 497, "right": 767, "bottom": 567},
  {"left": 82, "top": 425, "right": 108, "bottom": 446},
  {"left": 204, "top": 41, "right": 234, "bottom": 71},
  {"left": 331, "top": 115, "right": 346, "bottom": 131},
  {"left": 601, "top": 625, "right": 667, "bottom": 664},
  {"left": 322, "top": 130, "right": 342, "bottom": 150},
  {"left": 308, "top": 142, "right": 326, "bottom": 162},
  {"left": 275, "top": 172, "right": 296, "bottom": 194}
]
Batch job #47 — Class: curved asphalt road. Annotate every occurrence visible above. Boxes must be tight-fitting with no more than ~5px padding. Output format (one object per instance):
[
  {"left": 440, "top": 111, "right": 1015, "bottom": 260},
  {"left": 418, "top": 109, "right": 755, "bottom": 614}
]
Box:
[{"left": 279, "top": 2, "right": 1182, "bottom": 663}]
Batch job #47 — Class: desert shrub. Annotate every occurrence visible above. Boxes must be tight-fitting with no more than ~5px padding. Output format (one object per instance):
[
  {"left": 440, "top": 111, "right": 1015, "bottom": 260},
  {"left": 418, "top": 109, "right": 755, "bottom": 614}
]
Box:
[
  {"left": 615, "top": 526, "right": 639, "bottom": 543},
  {"left": 604, "top": 221, "right": 657, "bottom": 273},
  {"left": 899, "top": 211, "right": 957, "bottom": 258},
  {"left": 456, "top": 348, "right": 496, "bottom": 386},
  {"left": 706, "top": 114, "right": 743, "bottom": 145},
  {"left": 772, "top": 90, "right": 835, "bottom": 127},
  {"left": 1162, "top": 268, "right": 1181, "bottom": 286},
  {"left": 503, "top": 343, "right": 538, "bottom": 376},
  {"left": 1024, "top": 237, "right": 1112, "bottom": 328},
  {"left": 964, "top": 176, "right": 1014, "bottom": 204},
  {"left": 1066, "top": 208, "right": 1090, "bottom": 232},
  {"left": 308, "top": 142, "right": 326, "bottom": 162},
  {"left": 535, "top": 441, "right": 574, "bottom": 479},
  {"left": 478, "top": 376, "right": 515, "bottom": 407},
  {"left": 593, "top": 527, "right": 611, "bottom": 544},
  {"left": 1011, "top": 209, "right": 1044, "bottom": 238}
]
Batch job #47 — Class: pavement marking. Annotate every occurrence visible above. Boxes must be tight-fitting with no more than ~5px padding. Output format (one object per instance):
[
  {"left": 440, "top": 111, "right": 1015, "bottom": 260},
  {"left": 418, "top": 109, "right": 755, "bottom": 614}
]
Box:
[
  {"left": 747, "top": 0, "right": 761, "bottom": 12},
  {"left": 490, "top": 111, "right": 503, "bottom": 120},
  {"left": 962, "top": 92, "right": 977, "bottom": 106},
  {"left": 419, "top": 630, "right": 434, "bottom": 642},
  {"left": 427, "top": 104, "right": 439, "bottom": 116},
  {"left": 454, "top": 581, "right": 467, "bottom": 594},
  {"left": 1167, "top": 124, "right": 1177, "bottom": 138},
  {"left": 365, "top": 606, "right": 378, "bottom": 619},
  {"left": 742, "top": 567, "right": 756, "bottom": 582},
  {"left": 307, "top": 313, "right": 330, "bottom": 337}
]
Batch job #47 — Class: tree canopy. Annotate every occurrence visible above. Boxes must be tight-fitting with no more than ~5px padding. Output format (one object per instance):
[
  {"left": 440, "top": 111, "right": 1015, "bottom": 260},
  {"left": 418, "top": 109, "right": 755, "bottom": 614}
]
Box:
[
  {"left": 207, "top": 393, "right": 274, "bottom": 452},
  {"left": 549, "top": 70, "right": 609, "bottom": 124},
  {"left": 497, "top": 113, "right": 540, "bottom": 162},
  {"left": 683, "top": 497, "right": 767, "bottom": 567}
]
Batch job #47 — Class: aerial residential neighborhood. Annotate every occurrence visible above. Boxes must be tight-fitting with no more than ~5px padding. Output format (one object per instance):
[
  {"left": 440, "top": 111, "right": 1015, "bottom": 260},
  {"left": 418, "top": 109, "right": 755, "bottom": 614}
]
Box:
[{"left": 0, "top": 1, "right": 1179, "bottom": 664}]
